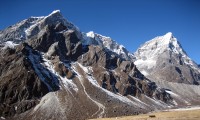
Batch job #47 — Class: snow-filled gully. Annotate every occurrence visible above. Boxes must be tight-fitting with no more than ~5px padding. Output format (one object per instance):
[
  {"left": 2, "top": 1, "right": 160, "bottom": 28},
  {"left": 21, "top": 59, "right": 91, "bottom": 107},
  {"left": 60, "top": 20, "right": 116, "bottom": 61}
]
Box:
[
  {"left": 41, "top": 54, "right": 79, "bottom": 100},
  {"left": 42, "top": 56, "right": 105, "bottom": 118},
  {"left": 72, "top": 64, "right": 105, "bottom": 118}
]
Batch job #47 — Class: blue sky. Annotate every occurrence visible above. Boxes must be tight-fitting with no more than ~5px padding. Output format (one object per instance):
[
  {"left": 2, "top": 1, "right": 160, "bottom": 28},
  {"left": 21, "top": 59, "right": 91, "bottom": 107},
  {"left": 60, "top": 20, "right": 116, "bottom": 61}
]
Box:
[{"left": 1, "top": 0, "right": 200, "bottom": 64}]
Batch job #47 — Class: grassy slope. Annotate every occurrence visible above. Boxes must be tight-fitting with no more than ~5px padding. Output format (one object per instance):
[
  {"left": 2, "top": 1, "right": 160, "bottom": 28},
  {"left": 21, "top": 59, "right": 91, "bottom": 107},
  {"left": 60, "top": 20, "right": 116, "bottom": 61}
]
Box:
[{"left": 90, "top": 109, "right": 200, "bottom": 120}]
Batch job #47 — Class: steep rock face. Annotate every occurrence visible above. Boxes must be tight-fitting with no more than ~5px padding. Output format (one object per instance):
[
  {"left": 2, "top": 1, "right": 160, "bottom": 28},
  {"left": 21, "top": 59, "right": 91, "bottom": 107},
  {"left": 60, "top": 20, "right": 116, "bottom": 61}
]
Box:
[
  {"left": 0, "top": 43, "right": 59, "bottom": 117},
  {"left": 134, "top": 32, "right": 200, "bottom": 85},
  {"left": 27, "top": 24, "right": 82, "bottom": 61},
  {"left": 78, "top": 45, "right": 172, "bottom": 103},
  {"left": 79, "top": 46, "right": 109, "bottom": 68}
]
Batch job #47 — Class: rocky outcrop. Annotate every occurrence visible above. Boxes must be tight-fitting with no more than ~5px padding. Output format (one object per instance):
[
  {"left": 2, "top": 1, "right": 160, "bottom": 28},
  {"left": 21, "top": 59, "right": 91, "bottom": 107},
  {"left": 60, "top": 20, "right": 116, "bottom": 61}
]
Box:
[
  {"left": 27, "top": 24, "right": 82, "bottom": 61},
  {"left": 79, "top": 46, "right": 108, "bottom": 67},
  {"left": 83, "top": 31, "right": 134, "bottom": 60},
  {"left": 54, "top": 62, "right": 74, "bottom": 79},
  {"left": 61, "top": 30, "right": 82, "bottom": 60}
]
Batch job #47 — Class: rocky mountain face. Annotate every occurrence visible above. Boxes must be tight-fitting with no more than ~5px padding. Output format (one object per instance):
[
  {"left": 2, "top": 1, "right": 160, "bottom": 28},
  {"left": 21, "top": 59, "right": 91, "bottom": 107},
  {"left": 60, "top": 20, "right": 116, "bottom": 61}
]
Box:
[
  {"left": 134, "top": 32, "right": 200, "bottom": 109},
  {"left": 0, "top": 43, "right": 60, "bottom": 117},
  {"left": 134, "top": 32, "right": 200, "bottom": 85},
  {"left": 0, "top": 10, "right": 79, "bottom": 45},
  {"left": 0, "top": 10, "right": 200, "bottom": 120},
  {"left": 82, "top": 31, "right": 134, "bottom": 60}
]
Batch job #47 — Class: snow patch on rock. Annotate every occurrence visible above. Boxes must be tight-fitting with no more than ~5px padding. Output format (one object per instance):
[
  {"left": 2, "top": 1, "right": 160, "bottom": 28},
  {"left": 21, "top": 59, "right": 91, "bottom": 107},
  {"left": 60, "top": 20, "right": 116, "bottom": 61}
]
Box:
[
  {"left": 42, "top": 54, "right": 78, "bottom": 92},
  {"left": 1, "top": 41, "right": 18, "bottom": 49},
  {"left": 82, "top": 31, "right": 133, "bottom": 60}
]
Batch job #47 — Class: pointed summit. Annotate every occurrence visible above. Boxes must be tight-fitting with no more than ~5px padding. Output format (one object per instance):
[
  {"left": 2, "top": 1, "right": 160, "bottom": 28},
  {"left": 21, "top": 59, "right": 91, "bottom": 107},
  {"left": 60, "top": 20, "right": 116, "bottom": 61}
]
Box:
[
  {"left": 134, "top": 32, "right": 200, "bottom": 84},
  {"left": 0, "top": 10, "right": 79, "bottom": 44},
  {"left": 134, "top": 32, "right": 183, "bottom": 62},
  {"left": 163, "top": 32, "right": 173, "bottom": 40},
  {"left": 165, "top": 32, "right": 173, "bottom": 36},
  {"left": 49, "top": 10, "right": 61, "bottom": 15},
  {"left": 45, "top": 10, "right": 63, "bottom": 19}
]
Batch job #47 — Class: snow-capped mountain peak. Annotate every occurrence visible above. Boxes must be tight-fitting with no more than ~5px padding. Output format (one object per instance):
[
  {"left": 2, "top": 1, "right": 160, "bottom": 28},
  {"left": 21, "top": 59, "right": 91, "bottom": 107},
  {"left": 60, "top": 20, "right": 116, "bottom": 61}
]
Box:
[
  {"left": 0, "top": 10, "right": 79, "bottom": 44},
  {"left": 48, "top": 10, "right": 61, "bottom": 16},
  {"left": 134, "top": 32, "right": 200, "bottom": 83},
  {"left": 24, "top": 10, "right": 79, "bottom": 38},
  {"left": 164, "top": 32, "right": 173, "bottom": 40},
  {"left": 135, "top": 32, "right": 184, "bottom": 58}
]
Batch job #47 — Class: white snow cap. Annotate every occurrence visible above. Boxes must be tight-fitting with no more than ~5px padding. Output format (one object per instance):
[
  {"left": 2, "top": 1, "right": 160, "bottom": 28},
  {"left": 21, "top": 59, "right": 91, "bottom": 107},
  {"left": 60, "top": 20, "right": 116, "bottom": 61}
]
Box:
[
  {"left": 49, "top": 10, "right": 60, "bottom": 15},
  {"left": 32, "top": 10, "right": 61, "bottom": 20},
  {"left": 134, "top": 32, "right": 200, "bottom": 75},
  {"left": 164, "top": 32, "right": 173, "bottom": 40}
]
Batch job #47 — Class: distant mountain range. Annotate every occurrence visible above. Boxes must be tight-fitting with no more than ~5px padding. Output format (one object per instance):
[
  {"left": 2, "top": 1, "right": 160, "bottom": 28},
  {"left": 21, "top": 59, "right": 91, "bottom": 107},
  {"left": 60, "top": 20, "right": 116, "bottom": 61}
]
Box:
[{"left": 0, "top": 10, "right": 200, "bottom": 120}]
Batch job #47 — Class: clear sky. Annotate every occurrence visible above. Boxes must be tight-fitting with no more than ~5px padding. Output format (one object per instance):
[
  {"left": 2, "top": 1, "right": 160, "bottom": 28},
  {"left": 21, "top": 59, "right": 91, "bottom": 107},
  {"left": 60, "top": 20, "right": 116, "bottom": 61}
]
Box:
[{"left": 0, "top": 0, "right": 200, "bottom": 64}]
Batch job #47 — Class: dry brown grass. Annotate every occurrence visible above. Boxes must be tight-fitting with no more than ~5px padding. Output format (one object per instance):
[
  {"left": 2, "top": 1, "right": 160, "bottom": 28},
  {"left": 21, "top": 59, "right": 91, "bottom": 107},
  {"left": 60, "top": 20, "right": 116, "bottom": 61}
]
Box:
[{"left": 89, "top": 109, "right": 200, "bottom": 120}]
